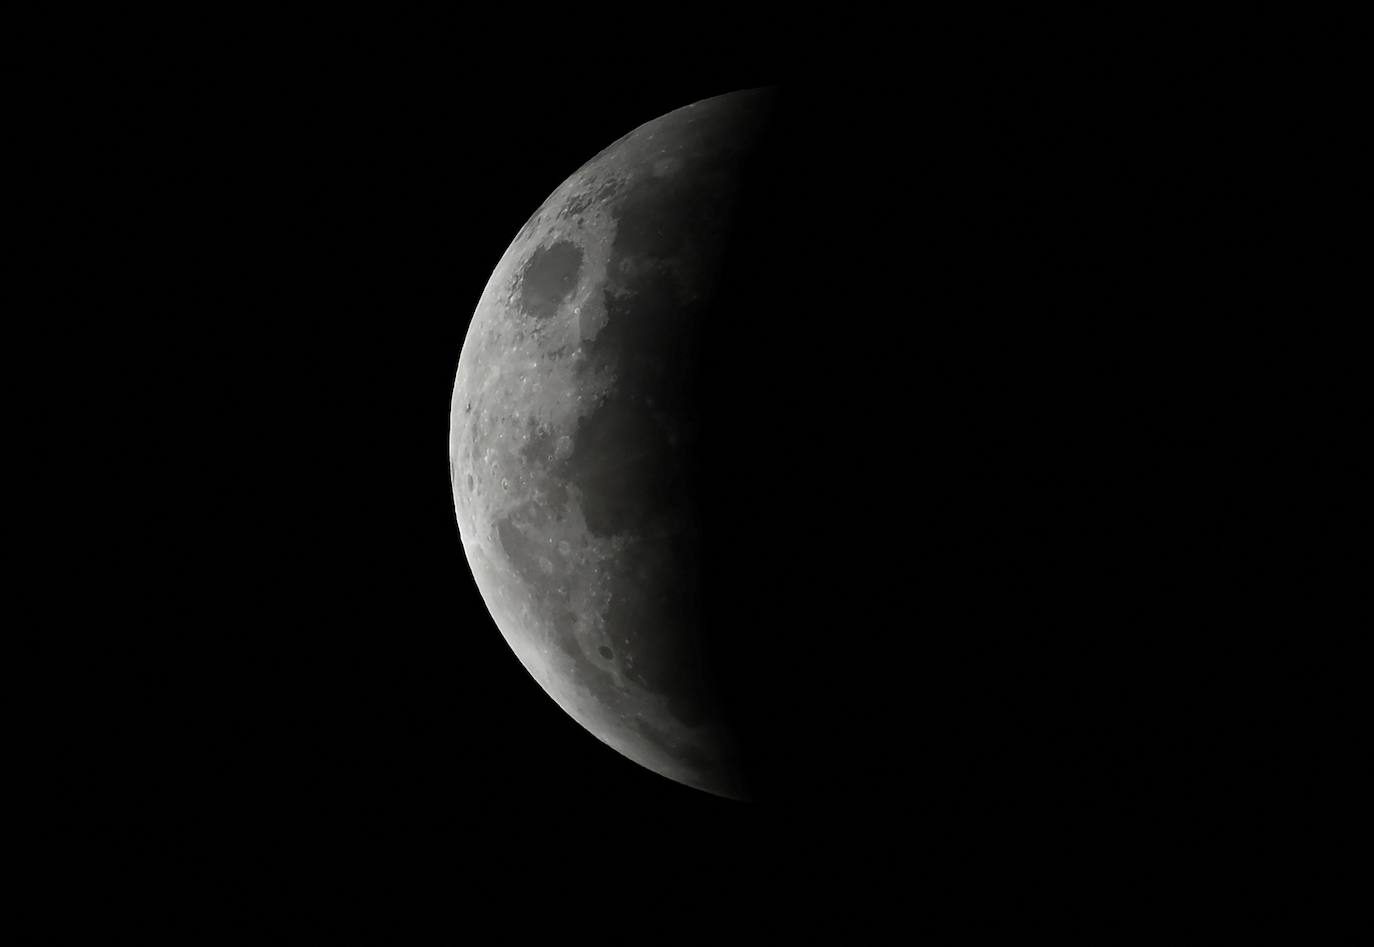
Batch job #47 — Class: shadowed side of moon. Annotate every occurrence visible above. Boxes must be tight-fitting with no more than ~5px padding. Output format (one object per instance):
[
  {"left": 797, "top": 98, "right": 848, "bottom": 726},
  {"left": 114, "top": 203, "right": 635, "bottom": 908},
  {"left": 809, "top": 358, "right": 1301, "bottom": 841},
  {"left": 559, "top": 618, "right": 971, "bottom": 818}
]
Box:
[{"left": 450, "top": 90, "right": 775, "bottom": 798}]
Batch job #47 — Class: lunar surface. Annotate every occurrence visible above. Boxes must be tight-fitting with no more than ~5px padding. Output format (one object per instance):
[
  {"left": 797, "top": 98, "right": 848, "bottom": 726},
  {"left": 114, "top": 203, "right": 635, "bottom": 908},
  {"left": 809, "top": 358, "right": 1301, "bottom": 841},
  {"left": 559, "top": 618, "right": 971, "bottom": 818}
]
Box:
[{"left": 449, "top": 90, "right": 773, "bottom": 798}]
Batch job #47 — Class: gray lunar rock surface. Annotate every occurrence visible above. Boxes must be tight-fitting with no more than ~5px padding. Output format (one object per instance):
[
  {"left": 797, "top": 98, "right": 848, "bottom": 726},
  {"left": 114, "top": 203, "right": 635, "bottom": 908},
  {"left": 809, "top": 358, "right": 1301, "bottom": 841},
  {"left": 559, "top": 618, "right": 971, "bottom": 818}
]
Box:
[{"left": 450, "top": 90, "right": 773, "bottom": 797}]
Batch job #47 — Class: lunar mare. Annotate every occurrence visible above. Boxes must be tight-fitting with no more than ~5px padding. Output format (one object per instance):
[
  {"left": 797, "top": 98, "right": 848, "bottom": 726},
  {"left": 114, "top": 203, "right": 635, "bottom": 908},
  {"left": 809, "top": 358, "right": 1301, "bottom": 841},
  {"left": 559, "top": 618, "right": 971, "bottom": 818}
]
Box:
[{"left": 450, "top": 90, "right": 772, "bottom": 798}]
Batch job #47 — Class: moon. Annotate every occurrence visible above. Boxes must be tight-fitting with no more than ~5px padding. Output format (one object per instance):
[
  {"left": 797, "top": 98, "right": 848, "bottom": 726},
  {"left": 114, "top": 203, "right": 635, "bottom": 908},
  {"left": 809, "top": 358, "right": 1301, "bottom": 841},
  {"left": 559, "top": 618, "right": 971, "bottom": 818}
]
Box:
[{"left": 449, "top": 90, "right": 773, "bottom": 798}]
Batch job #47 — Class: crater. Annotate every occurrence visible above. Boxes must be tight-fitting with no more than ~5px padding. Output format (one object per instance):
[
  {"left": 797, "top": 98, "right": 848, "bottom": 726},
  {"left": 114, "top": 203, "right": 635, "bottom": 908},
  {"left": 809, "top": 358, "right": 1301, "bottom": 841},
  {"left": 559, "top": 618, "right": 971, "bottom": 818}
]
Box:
[
  {"left": 562, "top": 191, "right": 593, "bottom": 219},
  {"left": 520, "top": 420, "right": 556, "bottom": 466},
  {"left": 598, "top": 646, "right": 614, "bottom": 660},
  {"left": 518, "top": 240, "right": 584, "bottom": 320}
]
